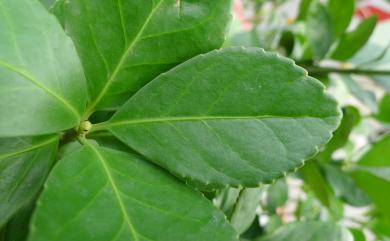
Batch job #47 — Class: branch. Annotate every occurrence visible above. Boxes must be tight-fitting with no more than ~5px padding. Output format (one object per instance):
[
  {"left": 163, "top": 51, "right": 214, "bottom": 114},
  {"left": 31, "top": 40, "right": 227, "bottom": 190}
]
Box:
[{"left": 305, "top": 66, "right": 390, "bottom": 76}]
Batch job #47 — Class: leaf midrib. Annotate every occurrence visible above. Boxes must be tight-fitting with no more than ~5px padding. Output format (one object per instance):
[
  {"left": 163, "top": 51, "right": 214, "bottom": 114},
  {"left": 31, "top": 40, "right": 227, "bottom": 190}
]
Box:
[
  {"left": 0, "top": 135, "right": 58, "bottom": 160},
  {"left": 107, "top": 114, "right": 337, "bottom": 128},
  {"left": 85, "top": 0, "right": 164, "bottom": 115},
  {"left": 86, "top": 142, "right": 140, "bottom": 241}
]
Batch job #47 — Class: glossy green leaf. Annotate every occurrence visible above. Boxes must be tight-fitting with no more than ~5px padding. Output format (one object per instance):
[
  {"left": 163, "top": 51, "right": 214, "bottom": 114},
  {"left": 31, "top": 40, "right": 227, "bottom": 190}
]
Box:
[
  {"left": 0, "top": 0, "right": 87, "bottom": 137},
  {"left": 230, "top": 188, "right": 262, "bottom": 234},
  {"left": 352, "top": 134, "right": 390, "bottom": 217},
  {"left": 327, "top": 0, "right": 354, "bottom": 38},
  {"left": 56, "top": 0, "right": 232, "bottom": 112},
  {"left": 306, "top": 1, "right": 333, "bottom": 59},
  {"left": 324, "top": 164, "right": 370, "bottom": 207},
  {"left": 331, "top": 16, "right": 377, "bottom": 61},
  {"left": 257, "top": 221, "right": 353, "bottom": 241},
  {"left": 377, "top": 94, "right": 390, "bottom": 123},
  {"left": 0, "top": 135, "right": 58, "bottom": 226},
  {"left": 104, "top": 47, "right": 341, "bottom": 188},
  {"left": 29, "top": 143, "right": 238, "bottom": 241}
]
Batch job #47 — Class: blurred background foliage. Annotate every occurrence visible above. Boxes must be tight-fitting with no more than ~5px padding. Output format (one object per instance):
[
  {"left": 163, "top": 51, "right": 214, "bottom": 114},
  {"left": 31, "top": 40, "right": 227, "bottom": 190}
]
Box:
[{"left": 212, "top": 0, "right": 390, "bottom": 240}]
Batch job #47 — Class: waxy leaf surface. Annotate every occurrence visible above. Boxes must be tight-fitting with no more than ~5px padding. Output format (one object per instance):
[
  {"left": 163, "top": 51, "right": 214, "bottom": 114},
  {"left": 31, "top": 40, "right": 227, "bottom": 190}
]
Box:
[
  {"left": 29, "top": 143, "right": 238, "bottom": 241},
  {"left": 107, "top": 47, "right": 341, "bottom": 188},
  {"left": 57, "top": 0, "right": 232, "bottom": 111},
  {"left": 0, "top": 135, "right": 58, "bottom": 226},
  {"left": 0, "top": 0, "right": 86, "bottom": 136}
]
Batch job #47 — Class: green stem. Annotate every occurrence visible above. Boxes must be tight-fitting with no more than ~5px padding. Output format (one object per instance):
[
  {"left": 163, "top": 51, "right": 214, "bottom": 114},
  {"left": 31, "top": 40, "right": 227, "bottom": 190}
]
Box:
[
  {"left": 305, "top": 66, "right": 390, "bottom": 76},
  {"left": 90, "top": 121, "right": 109, "bottom": 133}
]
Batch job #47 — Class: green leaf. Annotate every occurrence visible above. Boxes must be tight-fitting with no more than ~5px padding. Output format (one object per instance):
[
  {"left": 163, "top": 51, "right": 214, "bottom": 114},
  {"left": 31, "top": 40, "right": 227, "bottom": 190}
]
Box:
[
  {"left": 0, "top": 0, "right": 87, "bottom": 137},
  {"left": 39, "top": 0, "right": 55, "bottom": 9},
  {"left": 0, "top": 135, "right": 58, "bottom": 226},
  {"left": 257, "top": 221, "right": 353, "bottom": 241},
  {"left": 296, "top": 192, "right": 321, "bottom": 221},
  {"left": 327, "top": 0, "right": 354, "bottom": 38},
  {"left": 306, "top": 1, "right": 333, "bottom": 60},
  {"left": 324, "top": 164, "right": 370, "bottom": 207},
  {"left": 29, "top": 143, "right": 238, "bottom": 241},
  {"left": 214, "top": 187, "right": 242, "bottom": 217},
  {"left": 1, "top": 201, "right": 35, "bottom": 241},
  {"left": 230, "top": 188, "right": 262, "bottom": 234},
  {"left": 57, "top": 0, "right": 232, "bottom": 112},
  {"left": 377, "top": 94, "right": 390, "bottom": 123},
  {"left": 317, "top": 106, "right": 360, "bottom": 162},
  {"left": 349, "top": 228, "right": 366, "bottom": 241},
  {"left": 352, "top": 134, "right": 390, "bottom": 217},
  {"left": 339, "top": 74, "right": 378, "bottom": 112},
  {"left": 266, "top": 179, "right": 288, "bottom": 213},
  {"left": 104, "top": 47, "right": 341, "bottom": 188},
  {"left": 331, "top": 16, "right": 377, "bottom": 61},
  {"left": 300, "top": 161, "right": 333, "bottom": 207},
  {"left": 297, "top": 0, "right": 312, "bottom": 21}
]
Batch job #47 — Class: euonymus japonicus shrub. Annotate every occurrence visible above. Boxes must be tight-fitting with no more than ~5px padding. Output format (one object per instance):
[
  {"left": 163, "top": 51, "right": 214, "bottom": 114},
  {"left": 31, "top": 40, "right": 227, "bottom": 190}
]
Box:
[{"left": 0, "top": 0, "right": 342, "bottom": 240}]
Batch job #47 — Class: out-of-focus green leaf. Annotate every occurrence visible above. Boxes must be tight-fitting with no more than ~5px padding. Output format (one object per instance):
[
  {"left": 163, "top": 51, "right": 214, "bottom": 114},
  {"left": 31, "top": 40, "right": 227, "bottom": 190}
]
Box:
[
  {"left": 296, "top": 192, "right": 321, "bottom": 221},
  {"left": 317, "top": 106, "right": 360, "bottom": 162},
  {"left": 213, "top": 187, "right": 241, "bottom": 217},
  {"left": 327, "top": 0, "right": 354, "bottom": 38},
  {"left": 300, "top": 161, "right": 333, "bottom": 207},
  {"left": 331, "top": 16, "right": 377, "bottom": 61},
  {"left": 291, "top": 24, "right": 313, "bottom": 61},
  {"left": 324, "top": 164, "right": 370, "bottom": 207},
  {"left": 297, "top": 0, "right": 312, "bottom": 21},
  {"left": 352, "top": 134, "right": 390, "bottom": 218},
  {"left": 228, "top": 30, "right": 260, "bottom": 48},
  {"left": 257, "top": 221, "right": 353, "bottom": 241},
  {"left": 230, "top": 188, "right": 262, "bottom": 234},
  {"left": 265, "top": 215, "right": 283, "bottom": 233},
  {"left": 349, "top": 228, "right": 366, "bottom": 241},
  {"left": 307, "top": 1, "right": 333, "bottom": 59},
  {"left": 240, "top": 218, "right": 263, "bottom": 241},
  {"left": 339, "top": 74, "right": 378, "bottom": 113},
  {"left": 377, "top": 95, "right": 390, "bottom": 123},
  {"left": 266, "top": 179, "right": 288, "bottom": 213},
  {"left": 372, "top": 217, "right": 390, "bottom": 238}
]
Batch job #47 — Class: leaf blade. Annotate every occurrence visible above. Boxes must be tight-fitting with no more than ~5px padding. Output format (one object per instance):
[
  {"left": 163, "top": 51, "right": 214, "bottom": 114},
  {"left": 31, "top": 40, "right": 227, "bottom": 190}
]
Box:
[
  {"left": 0, "top": 0, "right": 87, "bottom": 136},
  {"left": 106, "top": 47, "right": 341, "bottom": 188},
  {"left": 57, "top": 0, "right": 232, "bottom": 112},
  {"left": 29, "top": 143, "right": 238, "bottom": 241},
  {"left": 0, "top": 135, "right": 58, "bottom": 226},
  {"left": 331, "top": 16, "right": 378, "bottom": 61}
]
